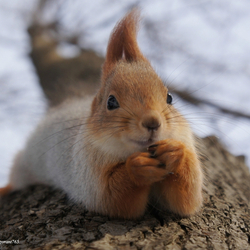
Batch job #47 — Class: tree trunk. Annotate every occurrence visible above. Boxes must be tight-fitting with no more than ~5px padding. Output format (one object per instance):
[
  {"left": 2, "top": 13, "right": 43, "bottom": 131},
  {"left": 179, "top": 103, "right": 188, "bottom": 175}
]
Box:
[
  {"left": 0, "top": 136, "right": 249, "bottom": 249},
  {"left": 0, "top": 24, "right": 249, "bottom": 250},
  {"left": 28, "top": 24, "right": 104, "bottom": 107}
]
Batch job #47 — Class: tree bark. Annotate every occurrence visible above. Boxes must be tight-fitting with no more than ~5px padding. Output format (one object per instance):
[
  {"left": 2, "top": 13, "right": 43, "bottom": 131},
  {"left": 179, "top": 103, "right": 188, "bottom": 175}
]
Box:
[
  {"left": 0, "top": 24, "right": 249, "bottom": 250},
  {"left": 0, "top": 136, "right": 249, "bottom": 249},
  {"left": 28, "top": 23, "right": 104, "bottom": 107}
]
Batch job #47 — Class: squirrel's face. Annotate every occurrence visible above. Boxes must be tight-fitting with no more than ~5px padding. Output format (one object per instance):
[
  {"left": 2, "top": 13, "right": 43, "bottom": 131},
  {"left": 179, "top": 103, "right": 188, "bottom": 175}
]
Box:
[
  {"left": 88, "top": 61, "right": 183, "bottom": 159},
  {"left": 87, "top": 10, "right": 191, "bottom": 160}
]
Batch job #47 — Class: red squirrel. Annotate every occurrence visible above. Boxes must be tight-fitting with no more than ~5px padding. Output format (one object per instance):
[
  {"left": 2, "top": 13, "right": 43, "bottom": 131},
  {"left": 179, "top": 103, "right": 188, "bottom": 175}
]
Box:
[{"left": 0, "top": 9, "right": 203, "bottom": 219}]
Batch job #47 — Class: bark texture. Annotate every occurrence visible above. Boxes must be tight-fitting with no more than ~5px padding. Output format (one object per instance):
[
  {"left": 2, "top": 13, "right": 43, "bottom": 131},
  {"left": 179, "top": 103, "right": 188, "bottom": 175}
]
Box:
[
  {"left": 0, "top": 24, "right": 249, "bottom": 250},
  {"left": 0, "top": 137, "right": 249, "bottom": 250}
]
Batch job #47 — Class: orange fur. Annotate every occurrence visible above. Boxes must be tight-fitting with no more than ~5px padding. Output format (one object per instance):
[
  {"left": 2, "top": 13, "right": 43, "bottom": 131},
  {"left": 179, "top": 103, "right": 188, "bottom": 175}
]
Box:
[
  {"left": 101, "top": 162, "right": 150, "bottom": 219},
  {"left": 101, "top": 151, "right": 169, "bottom": 219},
  {"left": 86, "top": 10, "right": 202, "bottom": 218},
  {"left": 0, "top": 184, "right": 13, "bottom": 196},
  {"left": 100, "top": 139, "right": 202, "bottom": 218},
  {"left": 151, "top": 139, "right": 203, "bottom": 216},
  {"left": 102, "top": 8, "right": 147, "bottom": 82}
]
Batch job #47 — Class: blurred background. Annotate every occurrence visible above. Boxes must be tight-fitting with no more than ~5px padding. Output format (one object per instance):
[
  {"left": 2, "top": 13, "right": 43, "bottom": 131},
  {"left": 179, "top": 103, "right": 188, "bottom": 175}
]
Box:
[{"left": 0, "top": 0, "right": 250, "bottom": 186}]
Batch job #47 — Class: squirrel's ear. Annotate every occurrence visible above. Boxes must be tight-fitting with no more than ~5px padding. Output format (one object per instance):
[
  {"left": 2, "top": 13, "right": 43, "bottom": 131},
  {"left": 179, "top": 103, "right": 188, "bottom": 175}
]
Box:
[{"left": 102, "top": 8, "right": 147, "bottom": 81}]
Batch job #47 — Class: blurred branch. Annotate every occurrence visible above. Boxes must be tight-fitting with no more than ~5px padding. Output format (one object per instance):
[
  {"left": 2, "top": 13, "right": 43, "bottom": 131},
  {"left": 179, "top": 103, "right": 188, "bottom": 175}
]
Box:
[
  {"left": 28, "top": 1, "right": 104, "bottom": 107},
  {"left": 172, "top": 88, "right": 250, "bottom": 119},
  {"left": 32, "top": 0, "right": 49, "bottom": 25}
]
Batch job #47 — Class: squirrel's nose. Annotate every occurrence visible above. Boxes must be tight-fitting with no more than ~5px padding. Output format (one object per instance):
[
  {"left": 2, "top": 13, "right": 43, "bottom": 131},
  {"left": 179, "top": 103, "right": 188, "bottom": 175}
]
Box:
[{"left": 141, "top": 112, "right": 161, "bottom": 132}]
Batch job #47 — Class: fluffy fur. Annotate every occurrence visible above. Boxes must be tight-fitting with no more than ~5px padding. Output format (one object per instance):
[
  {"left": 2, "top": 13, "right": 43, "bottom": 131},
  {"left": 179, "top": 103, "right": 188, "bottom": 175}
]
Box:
[{"left": 0, "top": 9, "right": 203, "bottom": 219}]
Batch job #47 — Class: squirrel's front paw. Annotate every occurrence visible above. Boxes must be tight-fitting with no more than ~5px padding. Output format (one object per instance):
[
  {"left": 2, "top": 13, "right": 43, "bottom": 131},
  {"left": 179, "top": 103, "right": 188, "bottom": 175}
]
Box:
[
  {"left": 148, "top": 139, "right": 203, "bottom": 216},
  {"left": 148, "top": 139, "right": 185, "bottom": 173},
  {"left": 126, "top": 152, "right": 169, "bottom": 186}
]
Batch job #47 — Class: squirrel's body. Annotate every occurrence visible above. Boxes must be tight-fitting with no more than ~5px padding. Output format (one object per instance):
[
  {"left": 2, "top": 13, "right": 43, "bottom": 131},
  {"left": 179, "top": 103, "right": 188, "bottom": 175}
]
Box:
[{"left": 0, "top": 10, "right": 203, "bottom": 219}]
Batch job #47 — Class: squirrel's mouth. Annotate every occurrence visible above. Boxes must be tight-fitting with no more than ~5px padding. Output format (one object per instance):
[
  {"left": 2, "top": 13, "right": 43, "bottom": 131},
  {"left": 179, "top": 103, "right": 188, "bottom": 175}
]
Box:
[{"left": 130, "top": 138, "right": 154, "bottom": 148}]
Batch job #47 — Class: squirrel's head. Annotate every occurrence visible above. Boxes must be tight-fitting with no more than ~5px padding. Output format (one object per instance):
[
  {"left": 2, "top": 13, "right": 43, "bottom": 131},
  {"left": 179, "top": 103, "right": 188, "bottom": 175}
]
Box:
[{"left": 88, "top": 9, "right": 191, "bottom": 159}]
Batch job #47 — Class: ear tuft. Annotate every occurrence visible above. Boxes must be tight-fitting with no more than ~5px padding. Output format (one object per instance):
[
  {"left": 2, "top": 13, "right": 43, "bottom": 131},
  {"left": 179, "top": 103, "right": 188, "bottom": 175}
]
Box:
[{"left": 102, "top": 8, "right": 147, "bottom": 81}]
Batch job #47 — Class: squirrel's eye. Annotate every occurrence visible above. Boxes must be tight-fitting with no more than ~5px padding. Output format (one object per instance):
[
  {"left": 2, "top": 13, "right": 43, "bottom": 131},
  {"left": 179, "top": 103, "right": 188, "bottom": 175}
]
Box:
[
  {"left": 107, "top": 95, "right": 120, "bottom": 110},
  {"left": 167, "top": 93, "right": 173, "bottom": 104}
]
